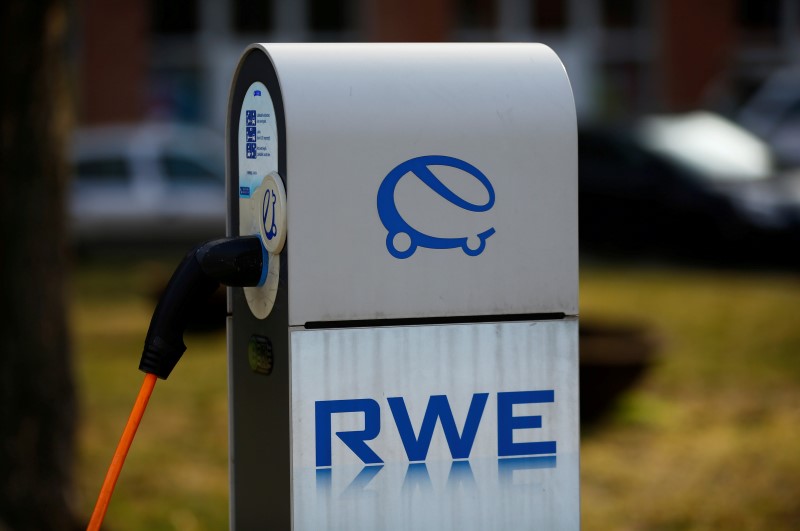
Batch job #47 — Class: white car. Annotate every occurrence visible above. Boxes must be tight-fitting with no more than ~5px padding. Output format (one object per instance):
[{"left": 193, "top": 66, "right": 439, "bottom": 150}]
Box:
[{"left": 70, "top": 123, "right": 226, "bottom": 246}]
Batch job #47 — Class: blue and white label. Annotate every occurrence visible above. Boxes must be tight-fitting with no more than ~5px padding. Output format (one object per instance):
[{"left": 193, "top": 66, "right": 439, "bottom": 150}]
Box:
[
  {"left": 239, "top": 82, "right": 281, "bottom": 320},
  {"left": 238, "top": 81, "right": 277, "bottom": 199},
  {"left": 377, "top": 155, "right": 496, "bottom": 259},
  {"left": 245, "top": 142, "right": 257, "bottom": 160}
]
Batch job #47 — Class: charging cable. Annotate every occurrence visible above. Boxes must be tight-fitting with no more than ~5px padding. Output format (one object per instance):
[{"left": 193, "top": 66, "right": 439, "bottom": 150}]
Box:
[
  {"left": 87, "top": 236, "right": 268, "bottom": 531},
  {"left": 86, "top": 373, "right": 156, "bottom": 530}
]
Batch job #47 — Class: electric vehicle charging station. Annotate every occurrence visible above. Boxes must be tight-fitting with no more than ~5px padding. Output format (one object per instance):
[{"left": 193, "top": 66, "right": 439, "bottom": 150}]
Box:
[{"left": 226, "top": 43, "right": 578, "bottom": 529}]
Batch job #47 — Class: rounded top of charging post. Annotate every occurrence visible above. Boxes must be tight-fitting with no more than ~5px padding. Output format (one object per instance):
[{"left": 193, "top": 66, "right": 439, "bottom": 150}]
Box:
[{"left": 231, "top": 43, "right": 578, "bottom": 326}]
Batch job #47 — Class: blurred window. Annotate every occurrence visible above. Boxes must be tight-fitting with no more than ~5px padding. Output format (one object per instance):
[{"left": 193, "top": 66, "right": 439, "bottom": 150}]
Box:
[
  {"left": 533, "top": 0, "right": 568, "bottom": 31},
  {"left": 310, "top": 0, "right": 352, "bottom": 33},
  {"left": 602, "top": 0, "right": 637, "bottom": 28},
  {"left": 458, "top": 0, "right": 496, "bottom": 30},
  {"left": 149, "top": 67, "right": 204, "bottom": 122},
  {"left": 233, "top": 0, "right": 273, "bottom": 33},
  {"left": 737, "top": 0, "right": 781, "bottom": 45},
  {"left": 601, "top": 61, "right": 646, "bottom": 117},
  {"left": 738, "top": 0, "right": 780, "bottom": 30},
  {"left": 151, "top": 0, "right": 198, "bottom": 34},
  {"left": 161, "top": 155, "right": 221, "bottom": 185},
  {"left": 75, "top": 158, "right": 130, "bottom": 185},
  {"left": 775, "top": 99, "right": 800, "bottom": 128}
]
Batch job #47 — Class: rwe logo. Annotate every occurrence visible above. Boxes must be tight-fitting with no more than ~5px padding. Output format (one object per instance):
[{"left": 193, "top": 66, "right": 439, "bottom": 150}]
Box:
[{"left": 315, "top": 390, "right": 556, "bottom": 467}]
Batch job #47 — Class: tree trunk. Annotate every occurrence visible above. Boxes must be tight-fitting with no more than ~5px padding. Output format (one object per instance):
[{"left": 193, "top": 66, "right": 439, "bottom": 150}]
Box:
[{"left": 0, "top": 0, "right": 78, "bottom": 529}]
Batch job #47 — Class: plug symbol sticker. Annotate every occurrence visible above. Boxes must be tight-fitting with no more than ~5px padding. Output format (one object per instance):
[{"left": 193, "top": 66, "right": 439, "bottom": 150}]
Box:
[
  {"left": 377, "top": 155, "right": 496, "bottom": 259},
  {"left": 257, "top": 172, "right": 286, "bottom": 255},
  {"left": 262, "top": 188, "right": 278, "bottom": 241}
]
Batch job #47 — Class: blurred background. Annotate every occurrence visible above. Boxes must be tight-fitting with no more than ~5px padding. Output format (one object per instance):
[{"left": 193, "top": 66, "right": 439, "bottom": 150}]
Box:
[
  {"left": 3, "top": 0, "right": 800, "bottom": 529},
  {"left": 68, "top": 0, "right": 800, "bottom": 265}
]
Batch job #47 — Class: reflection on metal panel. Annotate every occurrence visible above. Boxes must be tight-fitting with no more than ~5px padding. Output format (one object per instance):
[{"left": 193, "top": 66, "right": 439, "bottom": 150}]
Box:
[{"left": 290, "top": 320, "right": 579, "bottom": 530}]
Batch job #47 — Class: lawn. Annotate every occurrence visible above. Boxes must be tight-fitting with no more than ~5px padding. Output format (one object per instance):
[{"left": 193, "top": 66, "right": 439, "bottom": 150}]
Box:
[
  {"left": 580, "top": 265, "right": 800, "bottom": 530},
  {"left": 73, "top": 257, "right": 230, "bottom": 530},
  {"left": 73, "top": 257, "right": 800, "bottom": 530}
]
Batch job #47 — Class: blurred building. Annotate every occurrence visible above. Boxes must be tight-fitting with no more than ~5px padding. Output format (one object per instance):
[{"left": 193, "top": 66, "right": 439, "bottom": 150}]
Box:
[{"left": 76, "top": 0, "right": 800, "bottom": 131}]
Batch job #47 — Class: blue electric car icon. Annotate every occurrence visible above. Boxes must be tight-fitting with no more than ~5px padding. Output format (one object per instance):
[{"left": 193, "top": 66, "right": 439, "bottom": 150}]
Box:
[{"left": 377, "top": 155, "right": 496, "bottom": 259}]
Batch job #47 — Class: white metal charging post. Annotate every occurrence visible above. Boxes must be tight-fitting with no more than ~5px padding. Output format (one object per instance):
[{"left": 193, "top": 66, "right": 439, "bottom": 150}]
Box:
[{"left": 226, "top": 43, "right": 579, "bottom": 530}]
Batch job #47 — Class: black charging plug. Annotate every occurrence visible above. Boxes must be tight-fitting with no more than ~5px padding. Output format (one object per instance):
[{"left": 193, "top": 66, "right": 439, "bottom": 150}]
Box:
[{"left": 138, "top": 236, "right": 266, "bottom": 379}]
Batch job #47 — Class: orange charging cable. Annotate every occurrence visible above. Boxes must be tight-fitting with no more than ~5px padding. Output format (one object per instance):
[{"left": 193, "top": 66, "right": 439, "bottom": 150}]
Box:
[{"left": 87, "top": 372, "right": 158, "bottom": 531}]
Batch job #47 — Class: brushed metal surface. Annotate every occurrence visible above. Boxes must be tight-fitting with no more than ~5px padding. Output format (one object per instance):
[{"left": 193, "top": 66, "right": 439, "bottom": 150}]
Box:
[{"left": 290, "top": 320, "right": 579, "bottom": 530}]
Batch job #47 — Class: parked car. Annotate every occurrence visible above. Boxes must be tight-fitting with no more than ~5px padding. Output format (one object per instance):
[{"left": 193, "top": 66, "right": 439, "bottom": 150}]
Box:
[
  {"left": 638, "top": 111, "right": 775, "bottom": 182},
  {"left": 579, "top": 125, "right": 800, "bottom": 267},
  {"left": 636, "top": 112, "right": 800, "bottom": 231},
  {"left": 637, "top": 112, "right": 800, "bottom": 234},
  {"left": 737, "top": 67, "right": 800, "bottom": 169},
  {"left": 69, "top": 123, "right": 226, "bottom": 246}
]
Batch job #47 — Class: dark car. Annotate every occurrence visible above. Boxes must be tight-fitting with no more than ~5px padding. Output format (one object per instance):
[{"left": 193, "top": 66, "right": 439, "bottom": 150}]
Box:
[{"left": 578, "top": 126, "right": 800, "bottom": 267}]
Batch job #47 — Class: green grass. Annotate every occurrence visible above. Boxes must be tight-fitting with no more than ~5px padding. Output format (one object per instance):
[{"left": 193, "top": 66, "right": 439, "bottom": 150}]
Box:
[
  {"left": 73, "top": 258, "right": 229, "bottom": 530},
  {"left": 580, "top": 265, "right": 800, "bottom": 530},
  {"left": 73, "top": 259, "right": 800, "bottom": 530}
]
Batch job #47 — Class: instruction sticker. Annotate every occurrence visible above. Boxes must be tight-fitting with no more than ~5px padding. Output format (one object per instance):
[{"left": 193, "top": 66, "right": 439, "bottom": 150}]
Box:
[{"left": 238, "top": 82, "right": 277, "bottom": 198}]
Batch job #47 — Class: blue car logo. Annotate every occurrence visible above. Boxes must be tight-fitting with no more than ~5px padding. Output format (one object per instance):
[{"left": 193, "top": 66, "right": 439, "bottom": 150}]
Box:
[{"left": 377, "top": 155, "right": 496, "bottom": 259}]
